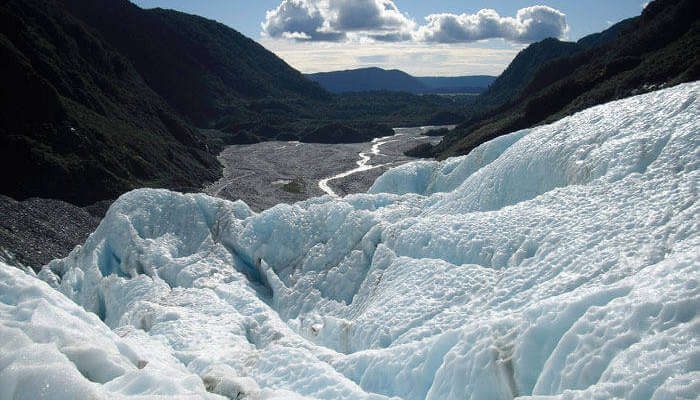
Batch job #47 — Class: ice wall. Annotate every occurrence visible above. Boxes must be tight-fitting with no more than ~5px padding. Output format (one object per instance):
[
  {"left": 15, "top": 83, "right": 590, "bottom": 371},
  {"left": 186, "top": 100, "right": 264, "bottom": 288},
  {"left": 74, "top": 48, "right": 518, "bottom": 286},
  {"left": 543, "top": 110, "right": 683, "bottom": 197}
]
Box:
[{"left": 1, "top": 82, "right": 697, "bottom": 399}]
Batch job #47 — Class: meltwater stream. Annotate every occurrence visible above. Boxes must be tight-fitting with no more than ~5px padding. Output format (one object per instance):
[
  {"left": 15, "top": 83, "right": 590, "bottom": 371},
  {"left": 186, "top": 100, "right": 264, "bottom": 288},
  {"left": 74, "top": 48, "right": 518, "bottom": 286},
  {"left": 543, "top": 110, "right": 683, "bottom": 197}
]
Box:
[
  {"left": 318, "top": 134, "right": 400, "bottom": 197},
  {"left": 204, "top": 125, "right": 448, "bottom": 210},
  {"left": 316, "top": 125, "right": 454, "bottom": 197}
]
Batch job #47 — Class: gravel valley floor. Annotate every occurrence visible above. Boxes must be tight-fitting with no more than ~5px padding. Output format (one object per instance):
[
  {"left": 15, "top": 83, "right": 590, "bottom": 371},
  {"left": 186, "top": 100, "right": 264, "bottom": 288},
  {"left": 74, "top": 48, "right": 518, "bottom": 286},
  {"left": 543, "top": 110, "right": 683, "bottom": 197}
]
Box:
[
  {"left": 0, "top": 196, "right": 105, "bottom": 271},
  {"left": 204, "top": 127, "right": 447, "bottom": 210},
  {"left": 0, "top": 127, "right": 447, "bottom": 270}
]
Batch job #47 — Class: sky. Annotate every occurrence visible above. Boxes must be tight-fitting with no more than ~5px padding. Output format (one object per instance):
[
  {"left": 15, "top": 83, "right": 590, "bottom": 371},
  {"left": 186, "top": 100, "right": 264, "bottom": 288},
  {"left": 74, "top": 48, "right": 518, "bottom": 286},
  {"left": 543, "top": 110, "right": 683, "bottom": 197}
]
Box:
[{"left": 132, "top": 0, "right": 649, "bottom": 76}]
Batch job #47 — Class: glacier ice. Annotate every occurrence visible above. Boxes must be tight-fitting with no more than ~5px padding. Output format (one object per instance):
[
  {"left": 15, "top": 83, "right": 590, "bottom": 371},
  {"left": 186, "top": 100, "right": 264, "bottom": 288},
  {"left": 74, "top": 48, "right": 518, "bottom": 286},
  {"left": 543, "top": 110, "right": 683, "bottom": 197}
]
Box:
[{"left": 0, "top": 82, "right": 698, "bottom": 399}]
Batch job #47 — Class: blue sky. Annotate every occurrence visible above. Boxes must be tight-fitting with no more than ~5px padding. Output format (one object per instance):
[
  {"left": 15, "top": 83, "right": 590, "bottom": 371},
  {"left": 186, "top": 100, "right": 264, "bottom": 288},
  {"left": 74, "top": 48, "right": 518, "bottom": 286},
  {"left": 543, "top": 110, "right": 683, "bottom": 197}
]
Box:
[{"left": 132, "top": 0, "right": 648, "bottom": 76}]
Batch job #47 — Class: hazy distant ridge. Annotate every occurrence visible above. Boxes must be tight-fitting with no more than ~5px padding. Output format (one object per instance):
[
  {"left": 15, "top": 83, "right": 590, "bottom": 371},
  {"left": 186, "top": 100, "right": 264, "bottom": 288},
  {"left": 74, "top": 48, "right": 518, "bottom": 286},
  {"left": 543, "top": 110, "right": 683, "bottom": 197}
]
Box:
[
  {"left": 306, "top": 67, "right": 496, "bottom": 94},
  {"left": 416, "top": 75, "right": 497, "bottom": 93}
]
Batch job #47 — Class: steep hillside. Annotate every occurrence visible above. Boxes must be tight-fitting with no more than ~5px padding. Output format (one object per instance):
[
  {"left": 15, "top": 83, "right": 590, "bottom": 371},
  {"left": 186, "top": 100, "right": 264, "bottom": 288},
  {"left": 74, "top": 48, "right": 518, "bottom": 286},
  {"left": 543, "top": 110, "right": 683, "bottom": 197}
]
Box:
[
  {"left": 576, "top": 17, "right": 637, "bottom": 49},
  {"left": 0, "top": 0, "right": 220, "bottom": 206},
  {"left": 306, "top": 67, "right": 429, "bottom": 94},
  {"left": 474, "top": 39, "right": 583, "bottom": 112},
  {"left": 432, "top": 0, "right": 699, "bottom": 158},
  {"left": 431, "top": 17, "right": 639, "bottom": 128},
  {"left": 63, "top": 0, "right": 330, "bottom": 127}
]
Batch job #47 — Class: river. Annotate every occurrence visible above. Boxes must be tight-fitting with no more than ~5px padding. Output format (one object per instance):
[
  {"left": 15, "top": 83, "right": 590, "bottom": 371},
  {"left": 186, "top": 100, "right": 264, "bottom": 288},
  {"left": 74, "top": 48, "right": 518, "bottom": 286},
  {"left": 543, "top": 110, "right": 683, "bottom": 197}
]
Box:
[{"left": 203, "top": 126, "right": 451, "bottom": 211}]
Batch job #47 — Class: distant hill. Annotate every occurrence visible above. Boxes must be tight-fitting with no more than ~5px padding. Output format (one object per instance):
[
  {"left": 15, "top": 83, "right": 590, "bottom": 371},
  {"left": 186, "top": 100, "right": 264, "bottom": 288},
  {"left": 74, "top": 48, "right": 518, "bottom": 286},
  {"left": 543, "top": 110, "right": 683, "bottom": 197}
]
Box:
[
  {"left": 306, "top": 67, "right": 428, "bottom": 94},
  {"left": 306, "top": 68, "right": 495, "bottom": 95},
  {"left": 415, "top": 76, "right": 496, "bottom": 94},
  {"left": 424, "top": 0, "right": 699, "bottom": 159}
]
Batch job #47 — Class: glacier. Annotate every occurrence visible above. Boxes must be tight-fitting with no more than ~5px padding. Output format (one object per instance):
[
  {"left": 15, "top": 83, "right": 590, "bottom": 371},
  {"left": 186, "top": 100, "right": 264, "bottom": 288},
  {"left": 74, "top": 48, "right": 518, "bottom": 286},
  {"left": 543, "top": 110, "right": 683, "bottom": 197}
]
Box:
[{"left": 1, "top": 82, "right": 698, "bottom": 399}]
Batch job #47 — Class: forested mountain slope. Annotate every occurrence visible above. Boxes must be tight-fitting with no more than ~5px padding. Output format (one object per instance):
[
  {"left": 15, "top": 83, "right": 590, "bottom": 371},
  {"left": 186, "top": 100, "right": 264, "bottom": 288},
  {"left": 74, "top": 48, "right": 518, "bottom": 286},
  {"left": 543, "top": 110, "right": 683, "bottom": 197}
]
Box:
[
  {"left": 63, "top": 0, "right": 330, "bottom": 127},
  {"left": 0, "top": 0, "right": 220, "bottom": 206},
  {"left": 430, "top": 0, "right": 699, "bottom": 158}
]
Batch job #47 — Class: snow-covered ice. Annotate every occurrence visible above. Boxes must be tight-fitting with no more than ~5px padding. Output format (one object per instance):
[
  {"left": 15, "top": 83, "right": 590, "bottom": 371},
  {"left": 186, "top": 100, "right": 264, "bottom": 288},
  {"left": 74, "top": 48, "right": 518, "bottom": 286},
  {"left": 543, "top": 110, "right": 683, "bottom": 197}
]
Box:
[{"left": 1, "top": 82, "right": 698, "bottom": 399}]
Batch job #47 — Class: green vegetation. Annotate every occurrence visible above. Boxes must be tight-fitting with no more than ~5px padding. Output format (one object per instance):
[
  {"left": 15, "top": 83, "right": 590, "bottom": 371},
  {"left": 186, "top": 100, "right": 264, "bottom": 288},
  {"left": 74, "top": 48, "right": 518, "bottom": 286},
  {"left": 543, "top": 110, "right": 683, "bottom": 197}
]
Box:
[
  {"left": 404, "top": 143, "right": 435, "bottom": 158},
  {"left": 0, "top": 0, "right": 472, "bottom": 205},
  {"left": 282, "top": 179, "right": 305, "bottom": 194},
  {"left": 413, "top": 0, "right": 699, "bottom": 159},
  {"left": 0, "top": 0, "right": 219, "bottom": 205}
]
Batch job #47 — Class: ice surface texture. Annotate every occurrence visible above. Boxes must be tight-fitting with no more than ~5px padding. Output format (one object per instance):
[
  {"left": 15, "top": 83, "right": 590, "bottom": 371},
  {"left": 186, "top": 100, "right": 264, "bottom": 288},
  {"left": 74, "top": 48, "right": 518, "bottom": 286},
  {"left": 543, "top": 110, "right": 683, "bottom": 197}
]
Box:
[{"left": 1, "top": 82, "right": 698, "bottom": 399}]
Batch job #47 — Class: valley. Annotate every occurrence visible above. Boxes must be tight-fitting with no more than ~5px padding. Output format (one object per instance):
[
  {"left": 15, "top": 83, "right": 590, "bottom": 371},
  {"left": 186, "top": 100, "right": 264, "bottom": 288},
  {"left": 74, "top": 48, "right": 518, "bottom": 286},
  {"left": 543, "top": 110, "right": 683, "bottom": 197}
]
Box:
[
  {"left": 204, "top": 127, "right": 448, "bottom": 211},
  {"left": 0, "top": 0, "right": 697, "bottom": 399},
  {"left": 5, "top": 83, "right": 697, "bottom": 399}
]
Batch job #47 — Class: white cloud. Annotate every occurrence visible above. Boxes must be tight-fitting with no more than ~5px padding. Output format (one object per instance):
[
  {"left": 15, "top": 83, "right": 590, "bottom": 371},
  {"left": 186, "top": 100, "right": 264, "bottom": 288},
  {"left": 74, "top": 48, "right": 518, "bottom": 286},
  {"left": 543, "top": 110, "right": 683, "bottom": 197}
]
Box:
[
  {"left": 415, "top": 6, "right": 569, "bottom": 43},
  {"left": 261, "top": 0, "right": 414, "bottom": 42},
  {"left": 262, "top": 1, "right": 569, "bottom": 44},
  {"left": 261, "top": 0, "right": 345, "bottom": 42},
  {"left": 331, "top": 0, "right": 414, "bottom": 33}
]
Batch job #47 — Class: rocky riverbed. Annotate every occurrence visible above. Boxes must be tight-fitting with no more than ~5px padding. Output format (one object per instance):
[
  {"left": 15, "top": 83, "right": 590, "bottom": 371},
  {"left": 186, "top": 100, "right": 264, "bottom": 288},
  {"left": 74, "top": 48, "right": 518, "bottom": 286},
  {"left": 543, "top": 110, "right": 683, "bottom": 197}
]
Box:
[
  {"left": 0, "top": 127, "right": 449, "bottom": 271},
  {"left": 0, "top": 196, "right": 107, "bottom": 271},
  {"left": 204, "top": 126, "right": 449, "bottom": 210}
]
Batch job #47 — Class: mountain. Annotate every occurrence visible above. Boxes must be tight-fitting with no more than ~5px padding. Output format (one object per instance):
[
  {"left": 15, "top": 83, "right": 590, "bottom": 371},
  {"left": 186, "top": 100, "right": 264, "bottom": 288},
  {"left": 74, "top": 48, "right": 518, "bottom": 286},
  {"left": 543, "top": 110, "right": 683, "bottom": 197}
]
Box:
[
  {"left": 306, "top": 68, "right": 496, "bottom": 94},
  {"left": 306, "top": 67, "right": 429, "bottom": 94},
  {"left": 474, "top": 39, "right": 583, "bottom": 111},
  {"left": 0, "top": 0, "right": 221, "bottom": 206},
  {"left": 62, "top": 0, "right": 330, "bottom": 128},
  {"left": 415, "top": 75, "right": 496, "bottom": 94},
  {"left": 430, "top": 0, "right": 699, "bottom": 158},
  {"left": 4, "top": 81, "right": 698, "bottom": 398},
  {"left": 0, "top": 0, "right": 467, "bottom": 206},
  {"left": 576, "top": 17, "right": 637, "bottom": 49}
]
